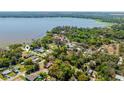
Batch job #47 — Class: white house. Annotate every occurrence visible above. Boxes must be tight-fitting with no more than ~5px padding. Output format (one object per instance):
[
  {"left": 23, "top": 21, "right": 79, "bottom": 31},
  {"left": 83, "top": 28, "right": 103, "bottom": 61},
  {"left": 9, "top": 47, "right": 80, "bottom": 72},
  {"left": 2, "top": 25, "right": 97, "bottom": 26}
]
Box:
[
  {"left": 118, "top": 57, "right": 123, "bottom": 65},
  {"left": 115, "top": 74, "right": 124, "bottom": 81},
  {"left": 33, "top": 47, "right": 44, "bottom": 53},
  {"left": 2, "top": 70, "right": 11, "bottom": 75}
]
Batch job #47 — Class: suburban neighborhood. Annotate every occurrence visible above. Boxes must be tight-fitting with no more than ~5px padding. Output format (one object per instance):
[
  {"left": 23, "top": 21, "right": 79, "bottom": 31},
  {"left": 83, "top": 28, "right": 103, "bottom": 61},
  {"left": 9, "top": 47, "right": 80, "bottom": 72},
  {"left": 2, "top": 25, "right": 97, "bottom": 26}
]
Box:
[{"left": 1, "top": 25, "right": 124, "bottom": 81}]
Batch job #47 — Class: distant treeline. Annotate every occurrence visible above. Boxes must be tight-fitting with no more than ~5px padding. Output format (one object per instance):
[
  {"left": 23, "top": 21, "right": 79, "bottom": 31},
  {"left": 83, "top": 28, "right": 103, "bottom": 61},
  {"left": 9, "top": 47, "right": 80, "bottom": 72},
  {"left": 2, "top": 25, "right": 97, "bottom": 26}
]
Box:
[{"left": 0, "top": 12, "right": 124, "bottom": 23}]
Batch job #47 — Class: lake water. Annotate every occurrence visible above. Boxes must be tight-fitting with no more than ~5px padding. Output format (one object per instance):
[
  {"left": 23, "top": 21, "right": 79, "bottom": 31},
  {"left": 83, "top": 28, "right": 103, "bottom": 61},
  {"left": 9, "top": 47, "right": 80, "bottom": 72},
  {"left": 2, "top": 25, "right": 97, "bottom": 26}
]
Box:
[{"left": 0, "top": 17, "right": 107, "bottom": 48}]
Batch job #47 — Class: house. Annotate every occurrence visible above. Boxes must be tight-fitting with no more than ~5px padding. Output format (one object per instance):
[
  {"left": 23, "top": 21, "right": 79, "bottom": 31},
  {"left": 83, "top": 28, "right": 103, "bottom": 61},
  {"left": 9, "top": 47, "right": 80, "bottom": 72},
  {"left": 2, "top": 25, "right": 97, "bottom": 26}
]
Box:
[
  {"left": 92, "top": 71, "right": 97, "bottom": 78},
  {"left": 60, "top": 36, "right": 65, "bottom": 42},
  {"left": 87, "top": 69, "right": 93, "bottom": 75},
  {"left": 46, "top": 49, "right": 53, "bottom": 54},
  {"left": 2, "top": 70, "right": 11, "bottom": 75},
  {"left": 76, "top": 47, "right": 82, "bottom": 51},
  {"left": 42, "top": 69, "right": 49, "bottom": 74},
  {"left": 79, "top": 43, "right": 89, "bottom": 49},
  {"left": 118, "top": 57, "right": 123, "bottom": 65},
  {"left": 32, "top": 58, "right": 39, "bottom": 62},
  {"left": 97, "top": 47, "right": 106, "bottom": 53},
  {"left": 67, "top": 43, "right": 74, "bottom": 48},
  {"left": 21, "top": 62, "right": 25, "bottom": 65},
  {"left": 45, "top": 62, "right": 53, "bottom": 68},
  {"left": 53, "top": 34, "right": 59, "bottom": 38},
  {"left": 66, "top": 42, "right": 76, "bottom": 51},
  {"left": 83, "top": 63, "right": 90, "bottom": 70},
  {"left": 90, "top": 60, "right": 96, "bottom": 66},
  {"left": 54, "top": 35, "right": 65, "bottom": 42},
  {"left": 90, "top": 77, "right": 96, "bottom": 81},
  {"left": 84, "top": 49, "right": 94, "bottom": 55},
  {"left": 61, "top": 30, "right": 65, "bottom": 34},
  {"left": 26, "top": 74, "right": 39, "bottom": 81},
  {"left": 22, "top": 52, "right": 33, "bottom": 59},
  {"left": 115, "top": 74, "right": 124, "bottom": 81},
  {"left": 33, "top": 47, "right": 44, "bottom": 53},
  {"left": 31, "top": 56, "right": 39, "bottom": 62},
  {"left": 13, "top": 67, "right": 20, "bottom": 73}
]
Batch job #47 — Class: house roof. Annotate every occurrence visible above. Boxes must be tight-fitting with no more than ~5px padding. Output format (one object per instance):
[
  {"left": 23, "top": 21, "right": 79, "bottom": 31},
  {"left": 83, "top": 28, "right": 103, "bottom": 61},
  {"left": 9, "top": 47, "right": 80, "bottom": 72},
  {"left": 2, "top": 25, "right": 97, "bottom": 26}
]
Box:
[
  {"left": 26, "top": 74, "right": 39, "bottom": 81},
  {"left": 45, "top": 62, "right": 53, "bottom": 68},
  {"left": 34, "top": 47, "right": 44, "bottom": 53},
  {"left": 2, "top": 70, "right": 11, "bottom": 75},
  {"left": 115, "top": 74, "right": 124, "bottom": 81},
  {"left": 22, "top": 53, "right": 33, "bottom": 58},
  {"left": 88, "top": 69, "right": 93, "bottom": 74}
]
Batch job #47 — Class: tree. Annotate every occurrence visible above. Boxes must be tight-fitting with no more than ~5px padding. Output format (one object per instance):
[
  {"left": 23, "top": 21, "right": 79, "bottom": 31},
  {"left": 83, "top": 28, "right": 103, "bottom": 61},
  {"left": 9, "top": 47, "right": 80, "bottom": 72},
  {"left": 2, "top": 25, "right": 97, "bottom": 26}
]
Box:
[
  {"left": 24, "top": 58, "right": 33, "bottom": 65},
  {"left": 75, "top": 71, "right": 89, "bottom": 81},
  {"left": 0, "top": 58, "right": 10, "bottom": 68},
  {"left": 25, "top": 64, "right": 39, "bottom": 74},
  {"left": 49, "top": 63, "right": 75, "bottom": 81}
]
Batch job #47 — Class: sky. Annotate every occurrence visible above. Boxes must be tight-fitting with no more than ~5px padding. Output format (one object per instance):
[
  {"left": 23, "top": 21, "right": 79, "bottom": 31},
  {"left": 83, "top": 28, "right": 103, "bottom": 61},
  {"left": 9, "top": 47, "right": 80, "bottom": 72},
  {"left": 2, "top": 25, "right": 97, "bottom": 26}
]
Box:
[{"left": 0, "top": 0, "right": 123, "bottom": 11}]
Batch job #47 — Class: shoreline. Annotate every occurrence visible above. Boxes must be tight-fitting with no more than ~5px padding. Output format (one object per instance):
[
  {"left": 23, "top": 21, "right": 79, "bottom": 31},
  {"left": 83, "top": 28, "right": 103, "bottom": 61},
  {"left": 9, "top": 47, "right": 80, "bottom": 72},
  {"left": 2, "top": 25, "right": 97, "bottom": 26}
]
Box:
[{"left": 0, "top": 17, "right": 108, "bottom": 49}]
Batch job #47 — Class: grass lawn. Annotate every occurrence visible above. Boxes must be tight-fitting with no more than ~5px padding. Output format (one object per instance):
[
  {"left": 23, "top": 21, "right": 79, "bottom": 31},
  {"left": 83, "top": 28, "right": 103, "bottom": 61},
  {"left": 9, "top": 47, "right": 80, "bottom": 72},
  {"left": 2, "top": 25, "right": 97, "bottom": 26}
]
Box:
[
  {"left": 13, "top": 75, "right": 26, "bottom": 81},
  {"left": 48, "top": 44, "right": 58, "bottom": 50},
  {"left": 0, "top": 74, "right": 7, "bottom": 80},
  {"left": 39, "top": 62, "right": 44, "bottom": 69},
  {"left": 20, "top": 65, "right": 26, "bottom": 72},
  {"left": 19, "top": 75, "right": 26, "bottom": 80},
  {"left": 8, "top": 72, "right": 16, "bottom": 77}
]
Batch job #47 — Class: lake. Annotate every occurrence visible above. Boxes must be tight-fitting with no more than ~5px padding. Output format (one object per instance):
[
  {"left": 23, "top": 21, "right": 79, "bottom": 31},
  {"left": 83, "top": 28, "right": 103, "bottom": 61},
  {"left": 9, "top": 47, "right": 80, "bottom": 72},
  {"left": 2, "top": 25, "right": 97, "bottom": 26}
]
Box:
[{"left": 0, "top": 17, "right": 107, "bottom": 48}]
